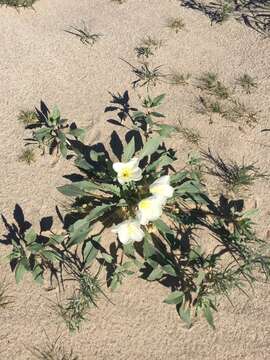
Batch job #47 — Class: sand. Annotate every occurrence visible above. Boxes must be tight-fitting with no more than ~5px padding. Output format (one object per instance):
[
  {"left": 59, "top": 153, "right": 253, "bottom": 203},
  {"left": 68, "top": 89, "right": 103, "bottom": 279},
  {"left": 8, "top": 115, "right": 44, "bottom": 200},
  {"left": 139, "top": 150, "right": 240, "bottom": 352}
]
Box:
[{"left": 0, "top": 0, "right": 270, "bottom": 359}]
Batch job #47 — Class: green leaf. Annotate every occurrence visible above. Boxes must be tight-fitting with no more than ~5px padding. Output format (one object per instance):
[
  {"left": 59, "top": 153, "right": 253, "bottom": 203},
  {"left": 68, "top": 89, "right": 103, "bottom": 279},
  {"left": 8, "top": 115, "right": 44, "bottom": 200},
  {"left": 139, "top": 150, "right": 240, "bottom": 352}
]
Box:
[
  {"left": 203, "top": 304, "right": 215, "bottom": 329},
  {"left": 151, "top": 112, "right": 165, "bottom": 118},
  {"left": 195, "top": 269, "right": 205, "bottom": 286},
  {"left": 69, "top": 127, "right": 86, "bottom": 141},
  {"left": 146, "top": 154, "right": 174, "bottom": 173},
  {"left": 110, "top": 274, "right": 119, "bottom": 291},
  {"left": 154, "top": 219, "right": 175, "bottom": 247},
  {"left": 41, "top": 250, "right": 61, "bottom": 262},
  {"left": 147, "top": 267, "right": 164, "bottom": 281},
  {"left": 123, "top": 242, "right": 135, "bottom": 257},
  {"left": 15, "top": 260, "right": 28, "bottom": 284},
  {"left": 175, "top": 180, "right": 201, "bottom": 195},
  {"left": 75, "top": 157, "right": 94, "bottom": 171},
  {"left": 143, "top": 233, "right": 156, "bottom": 259},
  {"left": 32, "top": 264, "right": 44, "bottom": 285},
  {"left": 60, "top": 142, "right": 68, "bottom": 158},
  {"left": 155, "top": 124, "right": 176, "bottom": 138},
  {"left": 87, "top": 204, "right": 113, "bottom": 222},
  {"left": 49, "top": 234, "right": 65, "bottom": 244},
  {"left": 152, "top": 94, "right": 165, "bottom": 107},
  {"left": 242, "top": 209, "right": 258, "bottom": 218},
  {"left": 147, "top": 258, "right": 159, "bottom": 269},
  {"left": 99, "top": 183, "right": 121, "bottom": 196},
  {"left": 101, "top": 253, "right": 114, "bottom": 264},
  {"left": 28, "top": 243, "right": 43, "bottom": 254},
  {"left": 164, "top": 291, "right": 184, "bottom": 305},
  {"left": 170, "top": 170, "right": 189, "bottom": 185},
  {"left": 83, "top": 236, "right": 101, "bottom": 265},
  {"left": 34, "top": 128, "right": 51, "bottom": 142},
  {"left": 179, "top": 306, "right": 192, "bottom": 328},
  {"left": 58, "top": 131, "right": 66, "bottom": 144},
  {"left": 57, "top": 180, "right": 99, "bottom": 197},
  {"left": 24, "top": 228, "right": 37, "bottom": 244},
  {"left": 52, "top": 106, "right": 60, "bottom": 121},
  {"left": 162, "top": 264, "right": 177, "bottom": 276},
  {"left": 133, "top": 111, "right": 145, "bottom": 119},
  {"left": 139, "top": 135, "right": 162, "bottom": 159},
  {"left": 68, "top": 217, "right": 91, "bottom": 247},
  {"left": 122, "top": 137, "right": 135, "bottom": 162},
  {"left": 189, "top": 246, "right": 203, "bottom": 261}
]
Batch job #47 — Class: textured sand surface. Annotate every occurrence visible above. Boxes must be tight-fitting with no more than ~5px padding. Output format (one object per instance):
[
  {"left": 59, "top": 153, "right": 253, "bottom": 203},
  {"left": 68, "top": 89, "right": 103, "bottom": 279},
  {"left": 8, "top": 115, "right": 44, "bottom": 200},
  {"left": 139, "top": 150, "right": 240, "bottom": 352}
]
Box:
[{"left": 0, "top": 0, "right": 270, "bottom": 359}]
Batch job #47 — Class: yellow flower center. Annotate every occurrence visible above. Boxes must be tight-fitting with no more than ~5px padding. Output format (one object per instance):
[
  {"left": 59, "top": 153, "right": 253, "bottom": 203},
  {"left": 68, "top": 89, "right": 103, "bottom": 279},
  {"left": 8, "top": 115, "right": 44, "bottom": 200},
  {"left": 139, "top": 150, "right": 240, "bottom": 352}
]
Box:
[
  {"left": 127, "top": 223, "right": 135, "bottom": 235},
  {"left": 151, "top": 185, "right": 164, "bottom": 195},
  {"left": 139, "top": 199, "right": 151, "bottom": 210},
  {"left": 121, "top": 168, "right": 132, "bottom": 179}
]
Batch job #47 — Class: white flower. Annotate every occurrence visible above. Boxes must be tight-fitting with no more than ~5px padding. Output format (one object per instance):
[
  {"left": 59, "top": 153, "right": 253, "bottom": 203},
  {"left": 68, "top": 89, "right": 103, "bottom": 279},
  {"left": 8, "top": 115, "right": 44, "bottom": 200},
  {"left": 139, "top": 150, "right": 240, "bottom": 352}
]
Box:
[
  {"left": 149, "top": 175, "right": 174, "bottom": 204},
  {"left": 112, "top": 219, "right": 145, "bottom": 244},
  {"left": 137, "top": 195, "right": 163, "bottom": 225},
  {"left": 113, "top": 157, "right": 142, "bottom": 185}
]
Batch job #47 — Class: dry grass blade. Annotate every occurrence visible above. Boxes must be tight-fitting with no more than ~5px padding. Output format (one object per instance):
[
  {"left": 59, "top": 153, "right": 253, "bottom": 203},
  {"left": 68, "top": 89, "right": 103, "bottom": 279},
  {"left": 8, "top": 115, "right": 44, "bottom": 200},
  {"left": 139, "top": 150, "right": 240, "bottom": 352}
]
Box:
[
  {"left": 222, "top": 99, "right": 258, "bottom": 127},
  {"left": 30, "top": 335, "right": 78, "bottom": 360},
  {"left": 18, "top": 110, "right": 38, "bottom": 126},
  {"left": 168, "top": 71, "right": 191, "bottom": 86},
  {"left": 65, "top": 22, "right": 102, "bottom": 46},
  {"left": 176, "top": 121, "right": 201, "bottom": 145},
  {"left": 197, "top": 72, "right": 230, "bottom": 99},
  {"left": 121, "top": 59, "right": 167, "bottom": 89},
  {"left": 18, "top": 148, "right": 36, "bottom": 165},
  {"left": 202, "top": 149, "right": 267, "bottom": 193},
  {"left": 236, "top": 74, "right": 258, "bottom": 94},
  {"left": 166, "top": 17, "right": 185, "bottom": 33},
  {"left": 140, "top": 36, "right": 164, "bottom": 50},
  {"left": 0, "top": 0, "right": 37, "bottom": 7}
]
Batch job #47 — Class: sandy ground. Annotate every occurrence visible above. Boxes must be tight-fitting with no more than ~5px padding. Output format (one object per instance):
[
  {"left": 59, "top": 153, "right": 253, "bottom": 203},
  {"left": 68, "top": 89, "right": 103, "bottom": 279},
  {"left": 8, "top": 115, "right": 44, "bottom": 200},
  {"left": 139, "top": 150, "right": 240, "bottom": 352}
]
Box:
[{"left": 0, "top": 0, "right": 270, "bottom": 359}]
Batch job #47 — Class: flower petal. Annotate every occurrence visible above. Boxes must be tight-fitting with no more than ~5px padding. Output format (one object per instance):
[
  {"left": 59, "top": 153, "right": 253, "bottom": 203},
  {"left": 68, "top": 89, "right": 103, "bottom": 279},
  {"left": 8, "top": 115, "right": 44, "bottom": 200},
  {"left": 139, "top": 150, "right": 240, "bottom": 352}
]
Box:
[
  {"left": 127, "top": 157, "right": 140, "bottom": 169},
  {"left": 131, "top": 168, "right": 143, "bottom": 181},
  {"left": 113, "top": 162, "right": 125, "bottom": 173}
]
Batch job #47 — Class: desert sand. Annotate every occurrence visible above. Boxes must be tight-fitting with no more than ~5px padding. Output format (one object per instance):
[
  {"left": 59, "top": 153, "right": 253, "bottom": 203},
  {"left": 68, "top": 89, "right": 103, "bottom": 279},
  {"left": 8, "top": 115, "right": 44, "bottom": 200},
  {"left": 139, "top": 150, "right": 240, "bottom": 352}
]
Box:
[{"left": 0, "top": 0, "right": 270, "bottom": 359}]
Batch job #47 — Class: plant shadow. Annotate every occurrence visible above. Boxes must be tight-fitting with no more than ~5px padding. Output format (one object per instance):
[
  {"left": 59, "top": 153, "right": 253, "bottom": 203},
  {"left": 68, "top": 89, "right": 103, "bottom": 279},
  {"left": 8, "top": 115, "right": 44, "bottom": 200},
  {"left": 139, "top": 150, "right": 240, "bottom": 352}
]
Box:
[{"left": 179, "top": 0, "right": 270, "bottom": 36}]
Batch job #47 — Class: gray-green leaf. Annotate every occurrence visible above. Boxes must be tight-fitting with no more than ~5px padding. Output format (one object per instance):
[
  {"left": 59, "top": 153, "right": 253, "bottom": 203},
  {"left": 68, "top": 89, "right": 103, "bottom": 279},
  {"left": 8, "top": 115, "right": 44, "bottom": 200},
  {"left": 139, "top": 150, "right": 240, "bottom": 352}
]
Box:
[{"left": 164, "top": 291, "right": 184, "bottom": 305}]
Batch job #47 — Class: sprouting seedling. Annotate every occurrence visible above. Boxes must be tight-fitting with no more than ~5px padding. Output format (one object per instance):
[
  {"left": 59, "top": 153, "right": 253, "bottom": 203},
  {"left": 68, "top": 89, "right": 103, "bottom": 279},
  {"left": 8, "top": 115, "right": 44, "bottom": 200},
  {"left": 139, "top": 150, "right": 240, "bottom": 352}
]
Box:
[
  {"left": 18, "top": 148, "right": 36, "bottom": 165},
  {"left": 211, "top": 1, "right": 234, "bottom": 23},
  {"left": 186, "top": 153, "right": 204, "bottom": 182},
  {"left": 197, "top": 72, "right": 230, "bottom": 99},
  {"left": 222, "top": 99, "right": 258, "bottom": 127},
  {"left": 56, "top": 270, "right": 106, "bottom": 332},
  {"left": 24, "top": 103, "right": 85, "bottom": 158},
  {"left": 18, "top": 110, "right": 38, "bottom": 126},
  {"left": 135, "top": 36, "right": 164, "bottom": 59},
  {"left": 30, "top": 334, "right": 78, "bottom": 360},
  {"left": 134, "top": 46, "right": 154, "bottom": 59},
  {"left": 0, "top": 0, "right": 37, "bottom": 8},
  {"left": 168, "top": 71, "right": 191, "bottom": 86},
  {"left": 196, "top": 96, "right": 224, "bottom": 123},
  {"left": 176, "top": 121, "right": 201, "bottom": 145},
  {"left": 202, "top": 149, "right": 267, "bottom": 193},
  {"left": 65, "top": 21, "right": 102, "bottom": 46},
  {"left": 166, "top": 17, "right": 185, "bottom": 33},
  {"left": 141, "top": 36, "right": 164, "bottom": 50},
  {"left": 121, "top": 59, "right": 167, "bottom": 89},
  {"left": 236, "top": 74, "right": 257, "bottom": 94}
]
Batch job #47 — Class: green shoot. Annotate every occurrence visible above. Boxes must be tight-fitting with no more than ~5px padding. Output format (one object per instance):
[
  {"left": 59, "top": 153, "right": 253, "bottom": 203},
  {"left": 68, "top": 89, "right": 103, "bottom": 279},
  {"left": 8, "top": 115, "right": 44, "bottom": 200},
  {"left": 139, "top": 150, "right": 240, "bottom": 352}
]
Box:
[
  {"left": 236, "top": 74, "right": 257, "bottom": 94},
  {"left": 18, "top": 148, "right": 36, "bottom": 165},
  {"left": 166, "top": 17, "right": 185, "bottom": 33}
]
